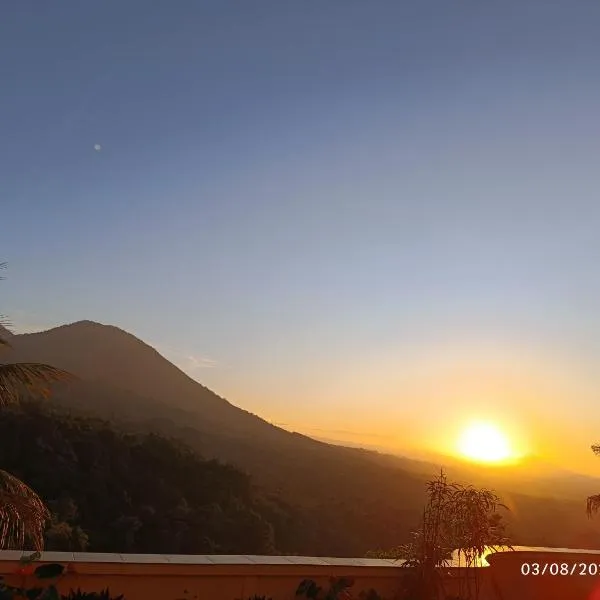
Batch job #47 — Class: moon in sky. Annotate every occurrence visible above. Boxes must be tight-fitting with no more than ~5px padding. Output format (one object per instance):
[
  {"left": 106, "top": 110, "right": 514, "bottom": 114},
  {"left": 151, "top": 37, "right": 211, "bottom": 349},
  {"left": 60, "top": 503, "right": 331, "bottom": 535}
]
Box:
[{"left": 94, "top": 144, "right": 102, "bottom": 152}]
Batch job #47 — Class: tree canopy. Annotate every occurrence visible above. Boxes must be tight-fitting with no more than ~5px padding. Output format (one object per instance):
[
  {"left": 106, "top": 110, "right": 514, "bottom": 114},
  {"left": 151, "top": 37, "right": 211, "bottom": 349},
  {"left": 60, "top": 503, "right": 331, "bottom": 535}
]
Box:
[{"left": 0, "top": 401, "right": 276, "bottom": 554}]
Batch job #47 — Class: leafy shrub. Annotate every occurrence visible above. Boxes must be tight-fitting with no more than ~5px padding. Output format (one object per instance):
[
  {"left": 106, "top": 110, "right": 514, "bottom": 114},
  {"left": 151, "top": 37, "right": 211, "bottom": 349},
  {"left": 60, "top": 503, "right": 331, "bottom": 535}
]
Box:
[
  {"left": 0, "top": 562, "right": 124, "bottom": 600},
  {"left": 62, "top": 589, "right": 124, "bottom": 600},
  {"left": 297, "top": 577, "right": 354, "bottom": 600},
  {"left": 358, "top": 591, "right": 383, "bottom": 600}
]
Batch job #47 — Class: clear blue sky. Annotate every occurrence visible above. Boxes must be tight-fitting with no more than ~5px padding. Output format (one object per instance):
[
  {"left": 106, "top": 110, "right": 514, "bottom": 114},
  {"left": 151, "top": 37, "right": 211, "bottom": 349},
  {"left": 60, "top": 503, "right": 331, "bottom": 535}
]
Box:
[{"left": 3, "top": 2, "right": 600, "bottom": 468}]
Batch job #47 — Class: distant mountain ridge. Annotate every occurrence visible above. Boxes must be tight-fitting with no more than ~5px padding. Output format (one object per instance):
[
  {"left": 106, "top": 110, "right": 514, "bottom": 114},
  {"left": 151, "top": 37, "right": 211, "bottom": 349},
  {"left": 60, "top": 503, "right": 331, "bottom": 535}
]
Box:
[
  {"left": 9, "top": 320, "right": 302, "bottom": 442},
  {"left": 6, "top": 319, "right": 600, "bottom": 554},
  {"left": 12, "top": 320, "right": 229, "bottom": 408}
]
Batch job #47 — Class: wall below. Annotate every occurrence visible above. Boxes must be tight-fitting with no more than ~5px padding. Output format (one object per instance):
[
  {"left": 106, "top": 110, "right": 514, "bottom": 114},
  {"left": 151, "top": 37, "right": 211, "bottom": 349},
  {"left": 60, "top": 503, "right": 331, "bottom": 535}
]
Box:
[
  {"left": 2, "top": 548, "right": 600, "bottom": 599},
  {"left": 0, "top": 552, "right": 407, "bottom": 600}
]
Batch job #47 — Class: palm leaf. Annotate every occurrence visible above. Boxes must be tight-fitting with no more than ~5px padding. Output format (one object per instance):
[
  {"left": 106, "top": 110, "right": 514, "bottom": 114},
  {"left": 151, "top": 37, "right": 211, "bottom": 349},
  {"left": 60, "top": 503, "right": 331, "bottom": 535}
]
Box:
[
  {"left": 0, "top": 363, "right": 75, "bottom": 406},
  {"left": 587, "top": 494, "right": 600, "bottom": 518},
  {"left": 0, "top": 315, "right": 12, "bottom": 350},
  {"left": 0, "top": 469, "right": 50, "bottom": 550}
]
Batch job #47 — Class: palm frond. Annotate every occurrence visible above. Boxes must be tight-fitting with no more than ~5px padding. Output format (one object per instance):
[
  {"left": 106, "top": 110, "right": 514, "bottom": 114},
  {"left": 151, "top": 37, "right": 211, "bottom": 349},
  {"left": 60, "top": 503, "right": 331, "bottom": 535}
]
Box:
[
  {"left": 0, "top": 363, "right": 76, "bottom": 406},
  {"left": 587, "top": 494, "right": 600, "bottom": 518},
  {"left": 0, "top": 317, "right": 14, "bottom": 356},
  {"left": 0, "top": 469, "right": 50, "bottom": 550},
  {"left": 0, "top": 314, "right": 12, "bottom": 347}
]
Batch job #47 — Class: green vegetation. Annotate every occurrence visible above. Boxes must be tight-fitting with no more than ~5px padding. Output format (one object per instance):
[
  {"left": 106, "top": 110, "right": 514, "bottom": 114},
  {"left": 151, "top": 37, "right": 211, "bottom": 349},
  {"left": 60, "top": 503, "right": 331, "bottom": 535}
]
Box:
[
  {"left": 367, "top": 471, "right": 511, "bottom": 600},
  {"left": 586, "top": 444, "right": 600, "bottom": 517},
  {"left": 0, "top": 264, "right": 74, "bottom": 550},
  {"left": 63, "top": 592, "right": 123, "bottom": 600},
  {"left": 0, "top": 263, "right": 272, "bottom": 555},
  {"left": 0, "top": 559, "right": 123, "bottom": 600},
  {"left": 0, "top": 401, "right": 276, "bottom": 554},
  {"left": 296, "top": 578, "right": 383, "bottom": 600}
]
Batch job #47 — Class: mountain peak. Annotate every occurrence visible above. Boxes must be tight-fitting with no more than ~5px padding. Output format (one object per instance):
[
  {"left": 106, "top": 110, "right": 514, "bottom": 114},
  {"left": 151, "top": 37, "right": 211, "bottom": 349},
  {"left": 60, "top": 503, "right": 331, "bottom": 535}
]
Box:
[
  {"left": 69, "top": 319, "right": 104, "bottom": 327},
  {"left": 25, "top": 320, "right": 146, "bottom": 345},
  {"left": 8, "top": 317, "right": 235, "bottom": 416},
  {"left": 52, "top": 319, "right": 125, "bottom": 333}
]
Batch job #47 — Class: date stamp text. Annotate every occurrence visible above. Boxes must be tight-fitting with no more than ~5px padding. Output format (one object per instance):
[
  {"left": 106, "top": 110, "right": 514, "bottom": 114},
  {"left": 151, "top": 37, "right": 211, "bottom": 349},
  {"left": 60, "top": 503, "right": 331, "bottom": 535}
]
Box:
[{"left": 521, "top": 562, "right": 600, "bottom": 576}]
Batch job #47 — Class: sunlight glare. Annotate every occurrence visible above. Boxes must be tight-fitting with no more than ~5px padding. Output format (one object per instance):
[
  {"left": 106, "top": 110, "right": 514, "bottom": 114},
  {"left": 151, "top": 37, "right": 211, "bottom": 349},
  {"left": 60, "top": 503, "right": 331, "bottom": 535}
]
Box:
[{"left": 457, "top": 421, "right": 512, "bottom": 463}]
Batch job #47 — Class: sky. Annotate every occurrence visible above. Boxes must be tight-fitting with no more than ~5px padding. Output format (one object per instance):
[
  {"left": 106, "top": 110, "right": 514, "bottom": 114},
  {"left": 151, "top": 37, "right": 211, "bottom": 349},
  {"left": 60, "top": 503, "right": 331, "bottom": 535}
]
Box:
[{"left": 3, "top": 1, "right": 600, "bottom": 473}]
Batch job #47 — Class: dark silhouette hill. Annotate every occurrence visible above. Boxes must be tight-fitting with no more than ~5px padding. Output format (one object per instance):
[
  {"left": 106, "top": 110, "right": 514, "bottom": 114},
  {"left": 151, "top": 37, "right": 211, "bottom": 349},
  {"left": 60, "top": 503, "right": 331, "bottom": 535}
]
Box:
[
  {"left": 6, "top": 320, "right": 600, "bottom": 555},
  {"left": 5, "top": 321, "right": 427, "bottom": 555},
  {"left": 0, "top": 401, "right": 275, "bottom": 555},
  {"left": 10, "top": 321, "right": 249, "bottom": 423}
]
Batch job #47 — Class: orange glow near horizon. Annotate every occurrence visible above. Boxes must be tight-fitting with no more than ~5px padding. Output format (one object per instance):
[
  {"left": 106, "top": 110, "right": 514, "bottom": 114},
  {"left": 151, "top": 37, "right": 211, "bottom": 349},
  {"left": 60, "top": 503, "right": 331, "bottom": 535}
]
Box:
[{"left": 457, "top": 421, "right": 517, "bottom": 464}]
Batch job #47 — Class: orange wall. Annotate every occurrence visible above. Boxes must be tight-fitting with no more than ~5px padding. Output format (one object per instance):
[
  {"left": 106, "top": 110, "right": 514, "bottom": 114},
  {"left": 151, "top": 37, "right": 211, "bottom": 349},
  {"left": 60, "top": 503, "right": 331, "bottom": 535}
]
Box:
[
  {"left": 4, "top": 551, "right": 600, "bottom": 600},
  {"left": 0, "top": 561, "right": 406, "bottom": 600}
]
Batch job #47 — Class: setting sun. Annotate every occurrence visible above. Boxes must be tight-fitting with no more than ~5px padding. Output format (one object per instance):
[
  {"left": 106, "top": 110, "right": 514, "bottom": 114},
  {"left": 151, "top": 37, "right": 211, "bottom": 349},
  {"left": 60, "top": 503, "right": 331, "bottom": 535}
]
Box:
[{"left": 457, "top": 421, "right": 513, "bottom": 463}]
